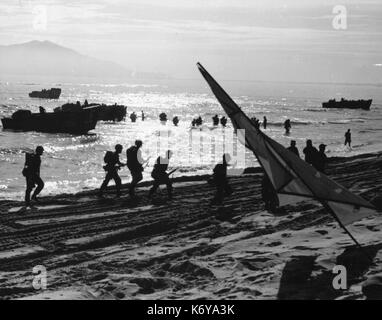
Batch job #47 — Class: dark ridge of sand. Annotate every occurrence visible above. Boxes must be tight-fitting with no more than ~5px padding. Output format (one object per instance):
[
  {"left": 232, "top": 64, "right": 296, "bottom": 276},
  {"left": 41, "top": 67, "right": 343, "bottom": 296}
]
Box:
[{"left": 0, "top": 152, "right": 381, "bottom": 300}]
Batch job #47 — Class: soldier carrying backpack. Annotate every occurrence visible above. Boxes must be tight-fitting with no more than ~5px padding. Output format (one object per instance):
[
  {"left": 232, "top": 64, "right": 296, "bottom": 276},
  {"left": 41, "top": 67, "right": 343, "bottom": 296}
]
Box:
[
  {"left": 23, "top": 146, "right": 45, "bottom": 207},
  {"left": 148, "top": 150, "right": 174, "bottom": 200},
  {"left": 98, "top": 144, "right": 125, "bottom": 198},
  {"left": 210, "top": 153, "right": 233, "bottom": 205},
  {"left": 126, "top": 140, "right": 146, "bottom": 198}
]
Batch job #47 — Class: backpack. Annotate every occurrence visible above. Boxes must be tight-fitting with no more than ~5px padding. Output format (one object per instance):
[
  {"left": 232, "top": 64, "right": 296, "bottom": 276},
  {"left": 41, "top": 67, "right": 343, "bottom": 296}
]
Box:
[
  {"left": 213, "top": 163, "right": 225, "bottom": 177},
  {"left": 104, "top": 151, "right": 114, "bottom": 164},
  {"left": 22, "top": 153, "right": 34, "bottom": 177},
  {"left": 126, "top": 146, "right": 138, "bottom": 167}
]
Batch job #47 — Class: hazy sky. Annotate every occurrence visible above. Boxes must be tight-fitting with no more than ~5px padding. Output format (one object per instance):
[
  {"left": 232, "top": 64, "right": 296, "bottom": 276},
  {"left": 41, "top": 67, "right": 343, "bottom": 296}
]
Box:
[{"left": 1, "top": 0, "right": 382, "bottom": 83}]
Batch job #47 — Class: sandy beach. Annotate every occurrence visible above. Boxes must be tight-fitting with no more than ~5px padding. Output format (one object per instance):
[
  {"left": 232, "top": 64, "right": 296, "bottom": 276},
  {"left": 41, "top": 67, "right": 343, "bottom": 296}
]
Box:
[{"left": 0, "top": 151, "right": 380, "bottom": 300}]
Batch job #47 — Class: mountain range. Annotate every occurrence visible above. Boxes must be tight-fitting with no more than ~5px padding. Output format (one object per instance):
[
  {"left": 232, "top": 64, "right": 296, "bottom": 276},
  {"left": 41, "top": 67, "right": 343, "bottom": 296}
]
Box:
[{"left": 0, "top": 40, "right": 168, "bottom": 80}]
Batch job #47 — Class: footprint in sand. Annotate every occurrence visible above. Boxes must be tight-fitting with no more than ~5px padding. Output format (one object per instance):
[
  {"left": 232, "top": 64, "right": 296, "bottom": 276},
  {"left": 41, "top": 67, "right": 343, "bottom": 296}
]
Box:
[
  {"left": 315, "top": 230, "right": 329, "bottom": 235},
  {"left": 366, "top": 226, "right": 380, "bottom": 232},
  {"left": 268, "top": 241, "right": 282, "bottom": 247},
  {"left": 281, "top": 233, "right": 291, "bottom": 238}
]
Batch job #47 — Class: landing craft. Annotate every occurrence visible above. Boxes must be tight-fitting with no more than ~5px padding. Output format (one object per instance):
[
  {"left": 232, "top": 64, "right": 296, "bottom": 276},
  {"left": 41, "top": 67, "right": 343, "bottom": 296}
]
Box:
[{"left": 322, "top": 98, "right": 372, "bottom": 110}]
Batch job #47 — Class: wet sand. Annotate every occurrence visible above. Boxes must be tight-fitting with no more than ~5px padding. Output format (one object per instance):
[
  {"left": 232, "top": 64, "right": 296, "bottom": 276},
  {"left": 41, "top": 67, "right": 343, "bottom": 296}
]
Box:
[{"left": 0, "top": 152, "right": 381, "bottom": 300}]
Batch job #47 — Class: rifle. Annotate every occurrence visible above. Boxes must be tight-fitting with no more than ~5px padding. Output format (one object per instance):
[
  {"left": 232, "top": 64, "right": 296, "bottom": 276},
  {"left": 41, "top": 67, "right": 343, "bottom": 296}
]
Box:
[
  {"left": 103, "top": 163, "right": 125, "bottom": 171},
  {"left": 167, "top": 168, "right": 178, "bottom": 176},
  {"left": 142, "top": 156, "right": 152, "bottom": 169}
]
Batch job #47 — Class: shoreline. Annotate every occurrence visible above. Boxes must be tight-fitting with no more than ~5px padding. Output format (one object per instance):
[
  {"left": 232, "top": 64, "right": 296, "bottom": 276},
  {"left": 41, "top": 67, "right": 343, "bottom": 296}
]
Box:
[
  {"left": 0, "top": 150, "right": 381, "bottom": 300},
  {"left": 2, "top": 150, "right": 381, "bottom": 206}
]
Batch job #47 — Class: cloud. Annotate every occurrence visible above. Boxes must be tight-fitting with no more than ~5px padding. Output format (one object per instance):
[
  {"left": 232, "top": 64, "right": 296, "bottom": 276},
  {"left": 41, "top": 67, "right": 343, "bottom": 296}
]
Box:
[{"left": 0, "top": 0, "right": 381, "bottom": 81}]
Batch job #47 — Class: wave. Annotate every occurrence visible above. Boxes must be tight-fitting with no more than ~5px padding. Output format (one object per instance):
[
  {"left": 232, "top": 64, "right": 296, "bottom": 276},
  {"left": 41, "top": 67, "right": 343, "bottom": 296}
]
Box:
[
  {"left": 328, "top": 120, "right": 351, "bottom": 124},
  {"left": 304, "top": 108, "right": 328, "bottom": 112},
  {"left": 79, "top": 83, "right": 161, "bottom": 89},
  {"left": 268, "top": 120, "right": 323, "bottom": 126},
  {"left": 328, "top": 119, "right": 366, "bottom": 124},
  {"left": 0, "top": 147, "right": 32, "bottom": 155}
]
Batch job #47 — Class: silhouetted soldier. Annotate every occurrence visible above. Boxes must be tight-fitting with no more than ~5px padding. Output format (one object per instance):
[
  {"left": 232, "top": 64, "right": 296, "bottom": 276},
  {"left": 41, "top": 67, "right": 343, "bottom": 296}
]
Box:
[
  {"left": 211, "top": 153, "right": 233, "bottom": 205},
  {"left": 172, "top": 116, "right": 179, "bottom": 126},
  {"left": 130, "top": 112, "right": 137, "bottom": 122},
  {"left": 345, "top": 129, "right": 351, "bottom": 147},
  {"left": 287, "top": 140, "right": 300, "bottom": 157},
  {"left": 98, "top": 144, "right": 125, "bottom": 198},
  {"left": 212, "top": 114, "right": 219, "bottom": 126},
  {"left": 263, "top": 116, "right": 267, "bottom": 129},
  {"left": 255, "top": 118, "right": 260, "bottom": 129},
  {"left": 315, "top": 144, "right": 328, "bottom": 173},
  {"left": 84, "top": 99, "right": 89, "bottom": 107},
  {"left": 261, "top": 174, "right": 279, "bottom": 212},
  {"left": 23, "top": 146, "right": 45, "bottom": 207},
  {"left": 126, "top": 140, "right": 145, "bottom": 198},
  {"left": 284, "top": 119, "right": 291, "bottom": 134},
  {"left": 220, "top": 116, "right": 227, "bottom": 127},
  {"left": 195, "top": 116, "right": 203, "bottom": 126},
  {"left": 303, "top": 139, "right": 318, "bottom": 167},
  {"left": 76, "top": 101, "right": 81, "bottom": 108},
  {"left": 149, "top": 150, "right": 173, "bottom": 200},
  {"left": 141, "top": 111, "right": 145, "bottom": 121},
  {"left": 191, "top": 119, "right": 196, "bottom": 127},
  {"left": 159, "top": 112, "right": 167, "bottom": 122},
  {"left": 39, "top": 106, "right": 46, "bottom": 113}
]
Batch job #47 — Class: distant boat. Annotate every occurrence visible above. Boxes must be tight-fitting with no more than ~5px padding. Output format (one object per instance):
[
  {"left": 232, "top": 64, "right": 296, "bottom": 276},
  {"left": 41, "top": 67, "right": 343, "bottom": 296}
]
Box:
[
  {"left": 1, "top": 107, "right": 98, "bottom": 134},
  {"left": 322, "top": 99, "right": 372, "bottom": 110},
  {"left": 29, "top": 88, "right": 61, "bottom": 99}
]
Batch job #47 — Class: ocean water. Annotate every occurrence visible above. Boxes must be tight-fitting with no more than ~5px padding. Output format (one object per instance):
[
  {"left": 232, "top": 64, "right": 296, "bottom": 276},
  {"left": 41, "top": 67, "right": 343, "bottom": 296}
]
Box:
[{"left": 0, "top": 77, "right": 381, "bottom": 200}]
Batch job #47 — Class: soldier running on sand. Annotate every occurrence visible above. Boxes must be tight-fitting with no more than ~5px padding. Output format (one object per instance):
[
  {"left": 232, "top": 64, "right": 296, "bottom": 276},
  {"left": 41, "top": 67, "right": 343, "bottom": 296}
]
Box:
[
  {"left": 261, "top": 174, "right": 279, "bottom": 212},
  {"left": 303, "top": 139, "right": 318, "bottom": 166},
  {"left": 315, "top": 144, "right": 328, "bottom": 173},
  {"left": 287, "top": 140, "right": 300, "bottom": 157},
  {"left": 98, "top": 144, "right": 125, "bottom": 198},
  {"left": 148, "top": 150, "right": 173, "bottom": 200},
  {"left": 23, "top": 146, "right": 45, "bottom": 207},
  {"left": 210, "top": 153, "right": 233, "bottom": 205},
  {"left": 126, "top": 140, "right": 146, "bottom": 198}
]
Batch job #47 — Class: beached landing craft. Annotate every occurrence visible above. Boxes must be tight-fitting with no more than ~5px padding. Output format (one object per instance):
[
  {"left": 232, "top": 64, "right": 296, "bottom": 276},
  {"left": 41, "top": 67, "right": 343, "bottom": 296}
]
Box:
[
  {"left": 1, "top": 107, "right": 99, "bottom": 134},
  {"left": 322, "top": 98, "right": 372, "bottom": 110},
  {"left": 91, "top": 104, "right": 127, "bottom": 122},
  {"left": 56, "top": 102, "right": 127, "bottom": 122},
  {"left": 29, "top": 88, "right": 62, "bottom": 99}
]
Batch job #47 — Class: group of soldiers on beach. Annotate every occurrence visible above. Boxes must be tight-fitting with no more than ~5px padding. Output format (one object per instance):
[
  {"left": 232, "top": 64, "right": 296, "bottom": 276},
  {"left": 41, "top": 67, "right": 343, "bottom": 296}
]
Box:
[
  {"left": 22, "top": 142, "right": 231, "bottom": 207},
  {"left": 21, "top": 115, "right": 354, "bottom": 208},
  {"left": 98, "top": 140, "right": 174, "bottom": 200}
]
